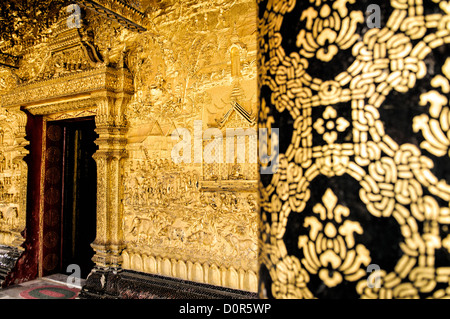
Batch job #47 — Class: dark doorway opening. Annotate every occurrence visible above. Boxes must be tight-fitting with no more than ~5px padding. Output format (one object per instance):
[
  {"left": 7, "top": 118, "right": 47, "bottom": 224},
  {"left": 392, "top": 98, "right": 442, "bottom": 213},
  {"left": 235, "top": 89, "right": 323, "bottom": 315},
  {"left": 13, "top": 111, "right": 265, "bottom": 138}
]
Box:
[
  {"left": 61, "top": 119, "right": 98, "bottom": 279},
  {"left": 41, "top": 118, "right": 97, "bottom": 279}
]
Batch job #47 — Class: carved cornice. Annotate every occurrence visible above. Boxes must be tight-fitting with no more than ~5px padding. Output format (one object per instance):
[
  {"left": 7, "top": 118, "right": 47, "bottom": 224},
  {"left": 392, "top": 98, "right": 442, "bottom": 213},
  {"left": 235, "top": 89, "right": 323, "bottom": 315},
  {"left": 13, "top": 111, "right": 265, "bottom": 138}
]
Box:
[
  {"left": 2, "top": 66, "right": 133, "bottom": 109},
  {"left": 26, "top": 98, "right": 96, "bottom": 116},
  {"left": 77, "top": 0, "right": 147, "bottom": 32},
  {"left": 44, "top": 108, "right": 97, "bottom": 122}
]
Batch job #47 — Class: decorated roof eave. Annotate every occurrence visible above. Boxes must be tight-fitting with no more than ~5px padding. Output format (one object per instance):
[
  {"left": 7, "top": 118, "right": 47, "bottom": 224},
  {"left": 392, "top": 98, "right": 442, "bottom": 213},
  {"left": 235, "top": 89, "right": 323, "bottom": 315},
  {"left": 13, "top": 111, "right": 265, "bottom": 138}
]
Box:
[{"left": 76, "top": 0, "right": 148, "bottom": 32}]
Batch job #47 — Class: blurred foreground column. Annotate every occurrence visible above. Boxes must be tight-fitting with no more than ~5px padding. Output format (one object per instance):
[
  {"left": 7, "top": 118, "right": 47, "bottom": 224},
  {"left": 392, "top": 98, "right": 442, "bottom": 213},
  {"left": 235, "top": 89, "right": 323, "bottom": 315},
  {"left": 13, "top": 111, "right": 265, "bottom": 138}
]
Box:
[{"left": 258, "top": 0, "right": 450, "bottom": 299}]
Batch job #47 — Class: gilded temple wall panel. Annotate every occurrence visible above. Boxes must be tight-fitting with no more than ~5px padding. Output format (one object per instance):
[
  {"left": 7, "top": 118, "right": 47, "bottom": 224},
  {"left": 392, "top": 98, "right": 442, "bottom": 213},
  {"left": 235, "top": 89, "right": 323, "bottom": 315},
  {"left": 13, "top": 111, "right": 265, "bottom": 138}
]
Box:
[{"left": 121, "top": 0, "right": 258, "bottom": 291}]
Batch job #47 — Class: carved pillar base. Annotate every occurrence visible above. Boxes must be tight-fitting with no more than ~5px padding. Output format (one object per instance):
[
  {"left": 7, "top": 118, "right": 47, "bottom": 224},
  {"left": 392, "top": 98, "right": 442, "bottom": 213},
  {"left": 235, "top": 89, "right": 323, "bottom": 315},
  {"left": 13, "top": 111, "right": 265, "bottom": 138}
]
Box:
[
  {"left": 79, "top": 268, "right": 258, "bottom": 299},
  {"left": 79, "top": 267, "right": 123, "bottom": 299},
  {"left": 0, "top": 245, "right": 23, "bottom": 287},
  {"left": 90, "top": 243, "right": 126, "bottom": 270}
]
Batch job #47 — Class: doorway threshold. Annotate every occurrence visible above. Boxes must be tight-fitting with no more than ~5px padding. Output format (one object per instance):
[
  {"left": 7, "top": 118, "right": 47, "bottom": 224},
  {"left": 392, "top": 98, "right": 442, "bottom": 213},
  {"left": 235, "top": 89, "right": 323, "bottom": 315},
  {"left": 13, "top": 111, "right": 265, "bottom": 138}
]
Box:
[
  {"left": 42, "top": 274, "right": 86, "bottom": 289},
  {"left": 0, "top": 274, "right": 83, "bottom": 299}
]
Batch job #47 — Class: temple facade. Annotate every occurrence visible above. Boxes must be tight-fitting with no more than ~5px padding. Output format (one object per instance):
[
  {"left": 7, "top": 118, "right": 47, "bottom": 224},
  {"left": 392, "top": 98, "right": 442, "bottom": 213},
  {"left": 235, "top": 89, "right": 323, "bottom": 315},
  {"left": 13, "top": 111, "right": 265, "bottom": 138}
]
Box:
[{"left": 0, "top": 0, "right": 449, "bottom": 299}]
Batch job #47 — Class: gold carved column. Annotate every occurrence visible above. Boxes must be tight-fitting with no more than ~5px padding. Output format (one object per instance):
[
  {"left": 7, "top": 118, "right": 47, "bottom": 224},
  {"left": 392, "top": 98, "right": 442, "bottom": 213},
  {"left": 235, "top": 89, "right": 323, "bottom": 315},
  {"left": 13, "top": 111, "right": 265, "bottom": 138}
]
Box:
[
  {"left": 0, "top": 107, "right": 29, "bottom": 249},
  {"left": 91, "top": 90, "right": 130, "bottom": 271},
  {"left": 0, "top": 106, "right": 29, "bottom": 285}
]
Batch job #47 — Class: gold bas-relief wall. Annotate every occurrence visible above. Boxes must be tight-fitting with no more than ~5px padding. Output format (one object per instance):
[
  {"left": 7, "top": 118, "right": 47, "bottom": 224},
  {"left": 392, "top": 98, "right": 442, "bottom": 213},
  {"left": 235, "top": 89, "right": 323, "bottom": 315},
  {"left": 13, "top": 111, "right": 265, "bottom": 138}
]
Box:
[{"left": 121, "top": 0, "right": 259, "bottom": 292}]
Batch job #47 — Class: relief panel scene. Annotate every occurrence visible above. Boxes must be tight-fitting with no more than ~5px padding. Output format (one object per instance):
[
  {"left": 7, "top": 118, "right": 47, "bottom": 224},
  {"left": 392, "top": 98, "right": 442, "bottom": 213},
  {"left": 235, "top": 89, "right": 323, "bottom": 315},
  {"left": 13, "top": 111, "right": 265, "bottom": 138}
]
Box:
[{"left": 121, "top": 0, "right": 259, "bottom": 291}]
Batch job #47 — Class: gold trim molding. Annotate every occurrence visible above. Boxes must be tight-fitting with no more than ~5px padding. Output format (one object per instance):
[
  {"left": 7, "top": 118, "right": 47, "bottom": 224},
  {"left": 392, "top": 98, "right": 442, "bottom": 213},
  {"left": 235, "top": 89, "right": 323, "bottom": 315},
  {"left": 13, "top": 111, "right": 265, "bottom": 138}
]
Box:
[{"left": 122, "top": 251, "right": 258, "bottom": 292}]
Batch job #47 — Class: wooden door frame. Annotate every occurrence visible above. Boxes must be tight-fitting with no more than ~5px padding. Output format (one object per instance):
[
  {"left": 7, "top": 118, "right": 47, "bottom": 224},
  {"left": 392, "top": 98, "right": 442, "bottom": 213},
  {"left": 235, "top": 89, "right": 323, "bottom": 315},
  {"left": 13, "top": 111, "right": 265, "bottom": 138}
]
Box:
[{"left": 38, "top": 116, "right": 99, "bottom": 278}]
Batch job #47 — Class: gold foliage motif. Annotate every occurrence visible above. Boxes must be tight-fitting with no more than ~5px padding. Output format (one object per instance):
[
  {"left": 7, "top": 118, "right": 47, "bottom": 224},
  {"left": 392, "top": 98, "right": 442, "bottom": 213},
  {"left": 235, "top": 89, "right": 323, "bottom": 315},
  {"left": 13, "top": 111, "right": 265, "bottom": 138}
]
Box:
[
  {"left": 299, "top": 189, "right": 370, "bottom": 288},
  {"left": 296, "top": 1, "right": 364, "bottom": 62},
  {"left": 413, "top": 58, "right": 450, "bottom": 157},
  {"left": 259, "top": 0, "right": 450, "bottom": 298}
]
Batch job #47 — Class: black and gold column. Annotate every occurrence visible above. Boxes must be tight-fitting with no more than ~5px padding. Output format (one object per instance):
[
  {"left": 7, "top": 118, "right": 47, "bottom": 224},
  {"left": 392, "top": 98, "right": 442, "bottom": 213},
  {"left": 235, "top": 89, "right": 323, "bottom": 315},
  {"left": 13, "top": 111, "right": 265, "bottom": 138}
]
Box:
[{"left": 258, "top": 0, "right": 450, "bottom": 299}]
